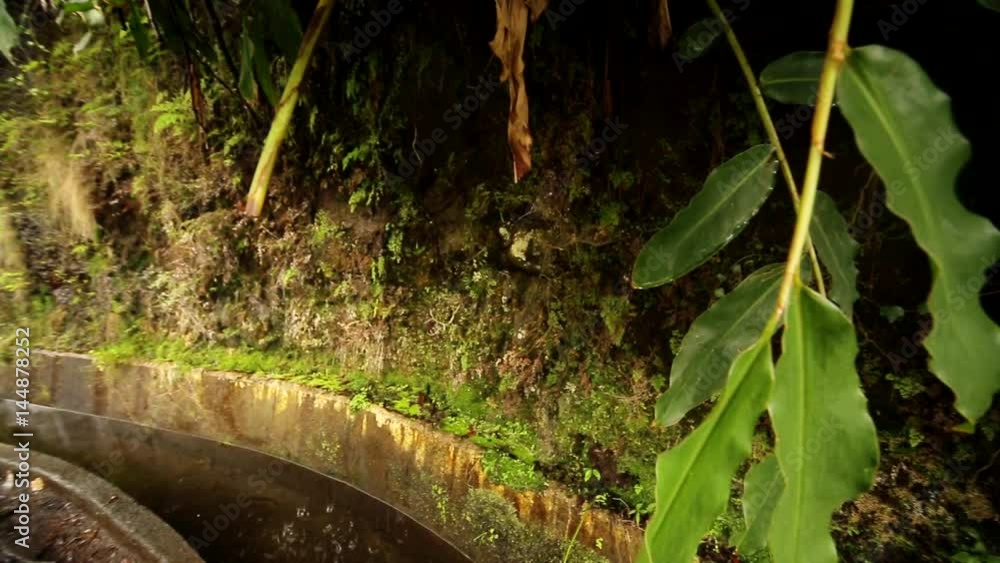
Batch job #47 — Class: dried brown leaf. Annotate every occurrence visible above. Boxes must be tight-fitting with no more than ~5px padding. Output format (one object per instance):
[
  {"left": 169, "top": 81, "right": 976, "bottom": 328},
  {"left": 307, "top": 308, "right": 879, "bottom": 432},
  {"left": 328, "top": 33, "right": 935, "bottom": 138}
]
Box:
[{"left": 490, "top": 0, "right": 548, "bottom": 183}]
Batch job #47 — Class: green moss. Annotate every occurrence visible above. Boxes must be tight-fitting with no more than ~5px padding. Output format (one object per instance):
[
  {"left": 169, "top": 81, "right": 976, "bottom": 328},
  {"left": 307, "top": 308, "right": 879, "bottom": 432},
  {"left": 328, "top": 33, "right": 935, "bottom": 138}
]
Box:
[
  {"left": 599, "top": 294, "right": 630, "bottom": 347},
  {"left": 886, "top": 372, "right": 926, "bottom": 400},
  {"left": 93, "top": 335, "right": 342, "bottom": 378}
]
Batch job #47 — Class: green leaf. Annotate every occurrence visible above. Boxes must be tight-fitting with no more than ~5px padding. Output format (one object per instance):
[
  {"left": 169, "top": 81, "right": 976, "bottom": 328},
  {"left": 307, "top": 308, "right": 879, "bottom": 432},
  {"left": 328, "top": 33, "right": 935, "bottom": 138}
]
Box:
[
  {"left": 632, "top": 145, "right": 778, "bottom": 289},
  {"left": 146, "top": 0, "right": 216, "bottom": 63},
  {"left": 838, "top": 45, "right": 1000, "bottom": 422},
  {"left": 978, "top": 0, "right": 1000, "bottom": 12},
  {"left": 1, "top": 0, "right": 18, "bottom": 63},
  {"left": 656, "top": 263, "right": 784, "bottom": 426},
  {"left": 127, "top": 4, "right": 151, "bottom": 61},
  {"left": 952, "top": 554, "right": 1000, "bottom": 563},
  {"left": 760, "top": 51, "right": 824, "bottom": 106},
  {"left": 768, "top": 282, "right": 879, "bottom": 563},
  {"left": 238, "top": 22, "right": 256, "bottom": 101},
  {"left": 810, "top": 191, "right": 860, "bottom": 317},
  {"left": 252, "top": 34, "right": 279, "bottom": 107},
  {"left": 734, "top": 454, "right": 784, "bottom": 555},
  {"left": 676, "top": 17, "right": 724, "bottom": 61},
  {"left": 62, "top": 1, "right": 96, "bottom": 14},
  {"left": 637, "top": 339, "right": 774, "bottom": 563},
  {"left": 258, "top": 0, "right": 303, "bottom": 60}
]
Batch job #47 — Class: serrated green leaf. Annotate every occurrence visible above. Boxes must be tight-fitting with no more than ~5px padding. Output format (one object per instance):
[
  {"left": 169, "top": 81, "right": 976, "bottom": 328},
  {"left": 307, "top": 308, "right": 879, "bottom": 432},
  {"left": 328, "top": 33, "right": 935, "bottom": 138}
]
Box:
[
  {"left": 760, "top": 51, "right": 824, "bottom": 106},
  {"left": 978, "top": 0, "right": 1000, "bottom": 12},
  {"left": 810, "top": 191, "right": 860, "bottom": 317},
  {"left": 734, "top": 454, "right": 783, "bottom": 555},
  {"left": 637, "top": 339, "right": 774, "bottom": 563},
  {"left": 238, "top": 22, "right": 256, "bottom": 100},
  {"left": 838, "top": 45, "right": 1000, "bottom": 422},
  {"left": 677, "top": 17, "right": 724, "bottom": 61},
  {"left": 632, "top": 145, "right": 778, "bottom": 289},
  {"left": 768, "top": 282, "right": 879, "bottom": 563},
  {"left": 1, "top": 0, "right": 18, "bottom": 63},
  {"left": 657, "top": 264, "right": 783, "bottom": 426}
]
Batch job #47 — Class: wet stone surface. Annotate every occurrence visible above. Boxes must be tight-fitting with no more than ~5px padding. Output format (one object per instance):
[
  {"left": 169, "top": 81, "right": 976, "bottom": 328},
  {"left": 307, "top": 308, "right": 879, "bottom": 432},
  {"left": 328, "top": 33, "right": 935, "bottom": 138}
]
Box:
[{"left": 0, "top": 481, "right": 143, "bottom": 563}]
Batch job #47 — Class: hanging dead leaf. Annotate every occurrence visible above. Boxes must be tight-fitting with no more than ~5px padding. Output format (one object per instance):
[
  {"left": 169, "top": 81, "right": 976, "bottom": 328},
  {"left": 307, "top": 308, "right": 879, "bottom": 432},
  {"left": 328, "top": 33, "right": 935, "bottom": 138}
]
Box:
[
  {"left": 651, "top": 0, "right": 672, "bottom": 48},
  {"left": 490, "top": 0, "right": 548, "bottom": 183}
]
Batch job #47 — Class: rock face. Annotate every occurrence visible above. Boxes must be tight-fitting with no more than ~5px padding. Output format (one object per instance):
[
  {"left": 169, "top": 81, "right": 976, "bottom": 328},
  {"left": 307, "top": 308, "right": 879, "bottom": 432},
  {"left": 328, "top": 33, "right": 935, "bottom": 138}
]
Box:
[{"left": 1, "top": 352, "right": 644, "bottom": 563}]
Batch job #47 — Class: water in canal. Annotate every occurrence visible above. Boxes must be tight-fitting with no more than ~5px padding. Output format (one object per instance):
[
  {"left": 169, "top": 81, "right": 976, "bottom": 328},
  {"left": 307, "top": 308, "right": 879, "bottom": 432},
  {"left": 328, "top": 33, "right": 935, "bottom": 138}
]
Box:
[{"left": 0, "top": 400, "right": 472, "bottom": 563}]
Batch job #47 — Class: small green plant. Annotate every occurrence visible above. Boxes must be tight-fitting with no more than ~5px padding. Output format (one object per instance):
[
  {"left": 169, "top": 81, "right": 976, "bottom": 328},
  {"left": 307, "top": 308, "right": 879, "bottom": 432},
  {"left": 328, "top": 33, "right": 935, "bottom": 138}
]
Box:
[
  {"left": 481, "top": 450, "right": 546, "bottom": 491},
  {"left": 886, "top": 372, "right": 925, "bottom": 400},
  {"left": 151, "top": 91, "right": 196, "bottom": 137},
  {"left": 348, "top": 391, "right": 371, "bottom": 412},
  {"left": 598, "top": 201, "right": 625, "bottom": 230},
  {"left": 626, "top": 485, "right": 656, "bottom": 525},
  {"left": 431, "top": 484, "right": 450, "bottom": 523},
  {"left": 473, "top": 527, "right": 500, "bottom": 546},
  {"left": 391, "top": 395, "right": 424, "bottom": 418},
  {"left": 310, "top": 211, "right": 343, "bottom": 246}
]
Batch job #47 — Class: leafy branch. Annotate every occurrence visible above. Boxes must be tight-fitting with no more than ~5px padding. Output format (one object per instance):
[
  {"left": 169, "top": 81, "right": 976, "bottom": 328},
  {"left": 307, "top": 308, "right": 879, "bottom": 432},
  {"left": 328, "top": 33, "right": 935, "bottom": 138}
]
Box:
[
  {"left": 705, "top": 0, "right": 827, "bottom": 299},
  {"left": 635, "top": 0, "right": 999, "bottom": 560},
  {"left": 767, "top": 0, "right": 853, "bottom": 325}
]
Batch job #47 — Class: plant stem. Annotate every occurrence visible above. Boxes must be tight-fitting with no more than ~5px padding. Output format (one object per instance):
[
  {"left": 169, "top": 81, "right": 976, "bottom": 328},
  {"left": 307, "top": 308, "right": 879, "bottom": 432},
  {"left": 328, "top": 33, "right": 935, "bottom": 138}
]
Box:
[
  {"left": 561, "top": 503, "right": 590, "bottom": 563},
  {"left": 765, "top": 0, "right": 854, "bottom": 332},
  {"left": 706, "top": 0, "right": 827, "bottom": 298},
  {"left": 244, "top": 0, "right": 335, "bottom": 217}
]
